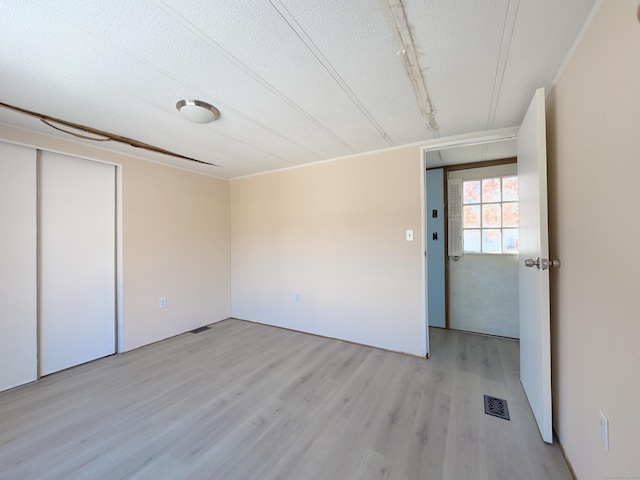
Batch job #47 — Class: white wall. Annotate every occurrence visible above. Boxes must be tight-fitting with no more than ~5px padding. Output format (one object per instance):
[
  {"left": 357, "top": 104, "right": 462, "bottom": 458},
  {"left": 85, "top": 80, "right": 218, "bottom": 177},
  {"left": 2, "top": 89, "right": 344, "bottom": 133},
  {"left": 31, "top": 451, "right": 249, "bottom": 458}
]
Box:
[
  {"left": 546, "top": 0, "right": 640, "bottom": 476},
  {"left": 231, "top": 145, "right": 425, "bottom": 356},
  {"left": 0, "top": 142, "right": 37, "bottom": 391}
]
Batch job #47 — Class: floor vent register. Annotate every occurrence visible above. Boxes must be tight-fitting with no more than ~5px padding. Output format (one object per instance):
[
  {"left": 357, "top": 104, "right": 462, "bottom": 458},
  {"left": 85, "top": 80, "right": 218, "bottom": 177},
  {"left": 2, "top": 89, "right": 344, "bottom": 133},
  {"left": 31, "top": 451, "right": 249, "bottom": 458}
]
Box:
[
  {"left": 484, "top": 395, "right": 510, "bottom": 420},
  {"left": 190, "top": 326, "right": 211, "bottom": 334}
]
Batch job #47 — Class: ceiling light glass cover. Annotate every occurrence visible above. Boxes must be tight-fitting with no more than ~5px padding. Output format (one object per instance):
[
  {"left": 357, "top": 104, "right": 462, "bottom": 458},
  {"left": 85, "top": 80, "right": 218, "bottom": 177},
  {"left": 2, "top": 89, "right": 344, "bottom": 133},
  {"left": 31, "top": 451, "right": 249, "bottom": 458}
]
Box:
[{"left": 176, "top": 99, "right": 220, "bottom": 123}]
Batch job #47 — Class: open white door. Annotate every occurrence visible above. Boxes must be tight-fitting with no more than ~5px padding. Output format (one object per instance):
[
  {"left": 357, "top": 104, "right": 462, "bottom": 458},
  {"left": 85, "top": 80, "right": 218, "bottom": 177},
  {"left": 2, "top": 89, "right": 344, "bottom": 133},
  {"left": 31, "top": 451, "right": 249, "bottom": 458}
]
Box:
[{"left": 518, "top": 88, "right": 556, "bottom": 443}]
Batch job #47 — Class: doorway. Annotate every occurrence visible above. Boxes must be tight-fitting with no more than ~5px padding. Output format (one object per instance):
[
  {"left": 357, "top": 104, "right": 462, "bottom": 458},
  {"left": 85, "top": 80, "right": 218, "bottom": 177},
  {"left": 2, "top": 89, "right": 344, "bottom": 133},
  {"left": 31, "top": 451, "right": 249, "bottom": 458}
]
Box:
[
  {"left": 421, "top": 88, "right": 553, "bottom": 443},
  {"left": 448, "top": 163, "right": 519, "bottom": 338},
  {"left": 425, "top": 138, "right": 519, "bottom": 339}
]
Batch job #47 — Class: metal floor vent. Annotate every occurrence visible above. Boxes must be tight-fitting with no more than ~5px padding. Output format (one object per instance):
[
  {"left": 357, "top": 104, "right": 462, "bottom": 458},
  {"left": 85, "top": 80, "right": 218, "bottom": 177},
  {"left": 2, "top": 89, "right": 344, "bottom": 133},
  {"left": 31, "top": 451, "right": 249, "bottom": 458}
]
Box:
[
  {"left": 484, "top": 395, "right": 510, "bottom": 420},
  {"left": 190, "top": 326, "right": 211, "bottom": 334}
]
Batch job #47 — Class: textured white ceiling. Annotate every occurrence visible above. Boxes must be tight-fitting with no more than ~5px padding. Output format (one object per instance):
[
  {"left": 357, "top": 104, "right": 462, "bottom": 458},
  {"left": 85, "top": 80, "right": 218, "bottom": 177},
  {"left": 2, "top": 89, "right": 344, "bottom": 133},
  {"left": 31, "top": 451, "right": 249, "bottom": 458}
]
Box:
[{"left": 0, "top": 0, "right": 597, "bottom": 178}]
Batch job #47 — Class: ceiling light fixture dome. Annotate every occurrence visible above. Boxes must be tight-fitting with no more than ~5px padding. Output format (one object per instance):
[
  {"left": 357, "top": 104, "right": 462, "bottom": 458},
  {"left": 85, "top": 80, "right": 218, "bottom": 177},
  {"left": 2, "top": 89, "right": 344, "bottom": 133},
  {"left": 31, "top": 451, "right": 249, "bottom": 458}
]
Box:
[{"left": 176, "top": 99, "right": 220, "bottom": 124}]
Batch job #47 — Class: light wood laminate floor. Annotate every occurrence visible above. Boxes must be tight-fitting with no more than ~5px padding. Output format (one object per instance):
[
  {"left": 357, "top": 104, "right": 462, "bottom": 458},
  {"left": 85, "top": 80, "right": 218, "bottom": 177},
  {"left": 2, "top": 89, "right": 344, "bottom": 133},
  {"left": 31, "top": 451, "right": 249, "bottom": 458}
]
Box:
[{"left": 0, "top": 319, "right": 572, "bottom": 479}]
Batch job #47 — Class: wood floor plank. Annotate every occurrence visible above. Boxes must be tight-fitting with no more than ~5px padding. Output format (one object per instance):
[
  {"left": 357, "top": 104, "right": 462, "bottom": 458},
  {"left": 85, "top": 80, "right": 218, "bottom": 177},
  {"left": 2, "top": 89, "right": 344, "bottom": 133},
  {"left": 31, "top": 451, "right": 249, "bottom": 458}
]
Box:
[
  {"left": 0, "top": 320, "right": 573, "bottom": 480},
  {"left": 401, "top": 368, "right": 452, "bottom": 480}
]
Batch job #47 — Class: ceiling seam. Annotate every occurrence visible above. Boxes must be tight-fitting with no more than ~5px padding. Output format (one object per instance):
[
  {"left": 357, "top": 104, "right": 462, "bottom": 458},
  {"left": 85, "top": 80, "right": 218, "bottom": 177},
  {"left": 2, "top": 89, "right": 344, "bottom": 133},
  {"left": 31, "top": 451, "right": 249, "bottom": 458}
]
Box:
[
  {"left": 153, "top": 0, "right": 357, "bottom": 155},
  {"left": 267, "top": 0, "right": 395, "bottom": 147},
  {"left": 32, "top": 0, "right": 323, "bottom": 164},
  {"left": 485, "top": 0, "right": 520, "bottom": 132}
]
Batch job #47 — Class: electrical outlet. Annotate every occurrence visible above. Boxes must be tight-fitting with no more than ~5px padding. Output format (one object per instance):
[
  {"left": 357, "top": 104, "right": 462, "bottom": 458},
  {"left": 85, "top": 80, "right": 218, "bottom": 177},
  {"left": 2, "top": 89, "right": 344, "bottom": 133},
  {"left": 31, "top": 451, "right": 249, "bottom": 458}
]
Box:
[
  {"left": 599, "top": 410, "right": 609, "bottom": 451},
  {"left": 159, "top": 297, "right": 167, "bottom": 308},
  {"left": 294, "top": 293, "right": 301, "bottom": 303}
]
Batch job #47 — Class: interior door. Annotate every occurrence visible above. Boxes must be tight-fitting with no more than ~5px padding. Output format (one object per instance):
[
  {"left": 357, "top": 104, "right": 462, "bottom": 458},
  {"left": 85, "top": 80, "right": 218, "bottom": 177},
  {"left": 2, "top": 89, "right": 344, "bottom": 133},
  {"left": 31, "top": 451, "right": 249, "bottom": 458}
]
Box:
[
  {"left": 517, "top": 88, "right": 553, "bottom": 443},
  {"left": 40, "top": 152, "right": 116, "bottom": 376}
]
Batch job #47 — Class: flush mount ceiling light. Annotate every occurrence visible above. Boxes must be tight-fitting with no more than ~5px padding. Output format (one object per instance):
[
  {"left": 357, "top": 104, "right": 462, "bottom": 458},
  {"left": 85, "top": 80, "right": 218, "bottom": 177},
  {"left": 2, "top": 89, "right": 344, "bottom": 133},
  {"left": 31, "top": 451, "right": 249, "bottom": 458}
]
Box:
[{"left": 176, "top": 99, "right": 220, "bottom": 124}]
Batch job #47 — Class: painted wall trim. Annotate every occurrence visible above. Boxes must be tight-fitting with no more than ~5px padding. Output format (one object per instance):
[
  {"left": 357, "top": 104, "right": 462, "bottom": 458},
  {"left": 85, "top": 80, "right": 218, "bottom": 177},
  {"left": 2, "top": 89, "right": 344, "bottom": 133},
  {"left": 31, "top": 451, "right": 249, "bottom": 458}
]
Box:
[
  {"left": 420, "top": 150, "right": 428, "bottom": 357},
  {"left": 420, "top": 129, "right": 518, "bottom": 155},
  {"left": 116, "top": 164, "right": 124, "bottom": 353}
]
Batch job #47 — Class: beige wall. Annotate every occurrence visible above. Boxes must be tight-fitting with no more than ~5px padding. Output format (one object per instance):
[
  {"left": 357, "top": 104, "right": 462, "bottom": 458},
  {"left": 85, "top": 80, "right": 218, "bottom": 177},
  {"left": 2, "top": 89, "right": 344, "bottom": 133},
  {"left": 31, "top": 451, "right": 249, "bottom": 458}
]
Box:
[
  {"left": 121, "top": 155, "right": 230, "bottom": 350},
  {"left": 0, "top": 124, "right": 230, "bottom": 355},
  {"left": 546, "top": 0, "right": 640, "bottom": 477},
  {"left": 230, "top": 146, "right": 425, "bottom": 355}
]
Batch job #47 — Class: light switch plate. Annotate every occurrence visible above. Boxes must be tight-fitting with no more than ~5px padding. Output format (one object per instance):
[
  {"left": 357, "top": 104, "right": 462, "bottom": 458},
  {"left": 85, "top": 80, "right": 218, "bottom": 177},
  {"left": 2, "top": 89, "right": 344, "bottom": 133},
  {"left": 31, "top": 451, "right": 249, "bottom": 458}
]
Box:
[{"left": 406, "top": 230, "right": 414, "bottom": 241}]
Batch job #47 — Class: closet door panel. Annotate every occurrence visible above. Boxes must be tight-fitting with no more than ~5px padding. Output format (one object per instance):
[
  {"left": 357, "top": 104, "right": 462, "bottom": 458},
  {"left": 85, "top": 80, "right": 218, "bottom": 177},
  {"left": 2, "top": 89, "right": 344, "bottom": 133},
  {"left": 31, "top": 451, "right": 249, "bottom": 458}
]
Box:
[
  {"left": 40, "top": 152, "right": 115, "bottom": 375},
  {"left": 0, "top": 142, "right": 37, "bottom": 391}
]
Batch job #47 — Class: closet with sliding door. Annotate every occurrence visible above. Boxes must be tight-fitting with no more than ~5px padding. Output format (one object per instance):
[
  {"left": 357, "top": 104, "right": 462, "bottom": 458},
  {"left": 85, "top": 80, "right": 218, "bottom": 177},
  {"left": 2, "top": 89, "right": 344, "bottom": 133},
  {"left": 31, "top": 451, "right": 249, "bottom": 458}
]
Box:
[{"left": 0, "top": 141, "right": 116, "bottom": 392}]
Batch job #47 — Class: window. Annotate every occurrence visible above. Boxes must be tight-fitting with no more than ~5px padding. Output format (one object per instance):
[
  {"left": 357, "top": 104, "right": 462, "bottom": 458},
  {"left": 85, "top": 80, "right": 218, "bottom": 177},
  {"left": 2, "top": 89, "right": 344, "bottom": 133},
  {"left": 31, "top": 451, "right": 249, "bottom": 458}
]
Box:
[{"left": 462, "top": 176, "right": 518, "bottom": 254}]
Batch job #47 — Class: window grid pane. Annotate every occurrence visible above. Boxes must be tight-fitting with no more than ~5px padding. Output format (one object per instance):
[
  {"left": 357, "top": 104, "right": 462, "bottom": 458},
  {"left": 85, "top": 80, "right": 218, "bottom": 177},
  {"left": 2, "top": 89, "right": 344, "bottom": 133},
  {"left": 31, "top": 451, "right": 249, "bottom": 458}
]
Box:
[
  {"left": 503, "top": 202, "right": 518, "bottom": 227},
  {"left": 503, "top": 228, "right": 519, "bottom": 254},
  {"left": 482, "top": 204, "right": 501, "bottom": 228},
  {"left": 482, "top": 178, "right": 501, "bottom": 203},
  {"left": 502, "top": 176, "right": 518, "bottom": 201},
  {"left": 464, "top": 229, "right": 481, "bottom": 253},
  {"left": 482, "top": 229, "right": 501, "bottom": 253},
  {"left": 463, "top": 205, "right": 481, "bottom": 228},
  {"left": 463, "top": 180, "right": 481, "bottom": 204}
]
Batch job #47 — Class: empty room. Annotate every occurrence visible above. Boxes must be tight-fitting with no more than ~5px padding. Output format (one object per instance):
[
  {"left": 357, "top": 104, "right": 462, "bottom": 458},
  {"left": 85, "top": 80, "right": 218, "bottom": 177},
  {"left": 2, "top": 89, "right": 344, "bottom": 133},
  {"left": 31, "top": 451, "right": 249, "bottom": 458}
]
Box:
[{"left": 0, "top": 1, "right": 638, "bottom": 479}]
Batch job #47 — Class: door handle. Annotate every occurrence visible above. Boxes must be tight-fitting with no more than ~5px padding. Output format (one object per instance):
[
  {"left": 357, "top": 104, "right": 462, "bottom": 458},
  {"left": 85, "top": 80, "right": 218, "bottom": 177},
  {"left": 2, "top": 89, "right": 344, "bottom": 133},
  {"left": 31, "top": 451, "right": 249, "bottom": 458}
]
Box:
[{"left": 525, "top": 257, "right": 561, "bottom": 270}]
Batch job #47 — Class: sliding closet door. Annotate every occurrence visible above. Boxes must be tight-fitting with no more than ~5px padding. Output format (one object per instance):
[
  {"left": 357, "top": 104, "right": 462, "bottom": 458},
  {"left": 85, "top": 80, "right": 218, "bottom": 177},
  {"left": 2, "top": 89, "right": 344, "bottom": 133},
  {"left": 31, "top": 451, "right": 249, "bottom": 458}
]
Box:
[
  {"left": 40, "top": 152, "right": 116, "bottom": 376},
  {"left": 0, "top": 142, "right": 37, "bottom": 391}
]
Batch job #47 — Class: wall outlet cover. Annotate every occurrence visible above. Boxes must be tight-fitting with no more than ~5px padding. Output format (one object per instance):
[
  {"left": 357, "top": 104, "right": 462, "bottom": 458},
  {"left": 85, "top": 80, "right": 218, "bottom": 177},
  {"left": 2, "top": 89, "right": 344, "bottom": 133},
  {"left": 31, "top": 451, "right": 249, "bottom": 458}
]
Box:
[{"left": 599, "top": 410, "right": 609, "bottom": 451}]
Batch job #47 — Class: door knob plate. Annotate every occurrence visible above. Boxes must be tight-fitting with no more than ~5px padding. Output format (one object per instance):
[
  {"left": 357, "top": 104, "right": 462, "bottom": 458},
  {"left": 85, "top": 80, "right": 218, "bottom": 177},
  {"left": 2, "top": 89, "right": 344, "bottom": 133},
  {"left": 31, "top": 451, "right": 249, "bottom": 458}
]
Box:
[{"left": 524, "top": 257, "right": 561, "bottom": 270}]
